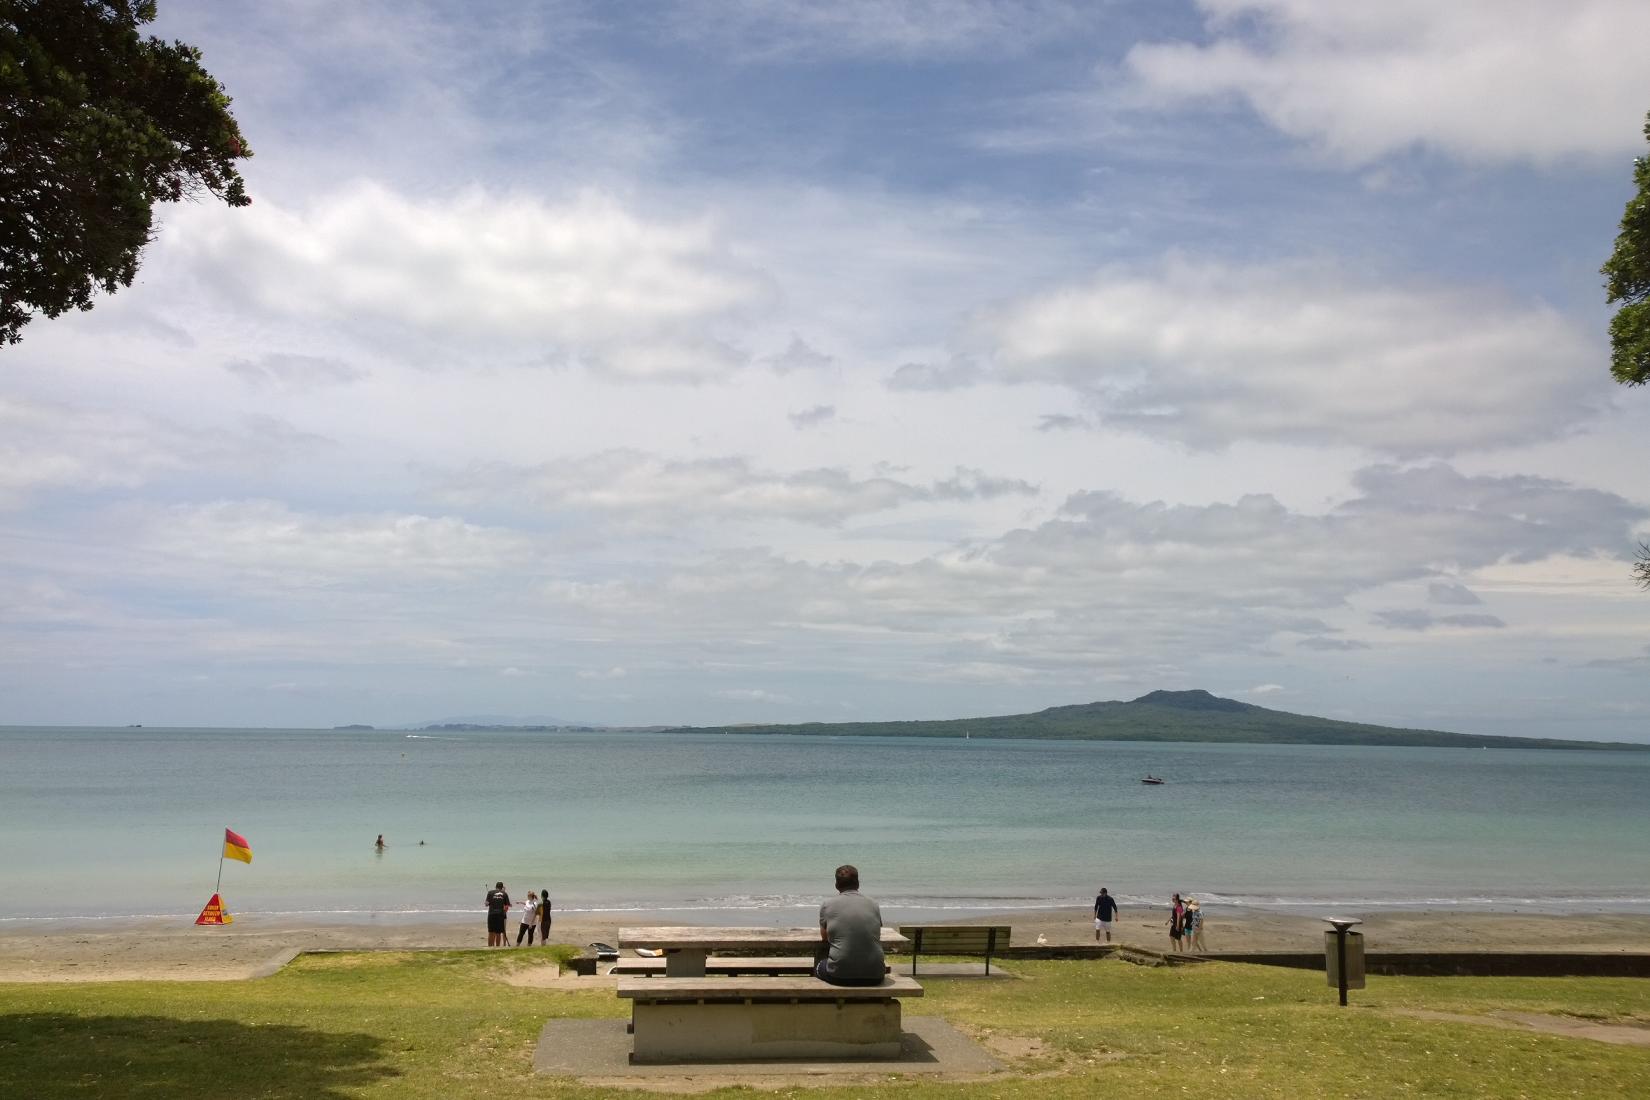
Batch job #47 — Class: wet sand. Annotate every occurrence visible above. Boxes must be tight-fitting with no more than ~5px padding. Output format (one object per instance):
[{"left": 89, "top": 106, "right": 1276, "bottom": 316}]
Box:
[{"left": 3, "top": 907, "right": 1648, "bottom": 982}]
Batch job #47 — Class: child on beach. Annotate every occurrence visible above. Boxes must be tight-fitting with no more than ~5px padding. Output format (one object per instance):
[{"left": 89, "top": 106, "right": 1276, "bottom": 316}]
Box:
[
  {"left": 1185, "top": 898, "right": 1206, "bottom": 952},
  {"left": 538, "top": 888, "right": 552, "bottom": 944},
  {"left": 516, "top": 891, "right": 539, "bottom": 945}
]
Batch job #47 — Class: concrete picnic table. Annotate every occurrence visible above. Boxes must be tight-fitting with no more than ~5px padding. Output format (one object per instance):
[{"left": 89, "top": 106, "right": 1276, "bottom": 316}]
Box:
[{"left": 618, "top": 925, "right": 908, "bottom": 977}]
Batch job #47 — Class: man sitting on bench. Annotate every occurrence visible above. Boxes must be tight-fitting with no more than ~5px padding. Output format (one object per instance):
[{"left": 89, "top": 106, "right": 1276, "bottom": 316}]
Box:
[{"left": 817, "top": 863, "right": 886, "bottom": 986}]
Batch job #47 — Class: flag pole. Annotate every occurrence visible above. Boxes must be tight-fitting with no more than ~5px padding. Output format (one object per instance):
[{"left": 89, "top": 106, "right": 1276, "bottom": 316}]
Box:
[{"left": 214, "top": 830, "right": 225, "bottom": 895}]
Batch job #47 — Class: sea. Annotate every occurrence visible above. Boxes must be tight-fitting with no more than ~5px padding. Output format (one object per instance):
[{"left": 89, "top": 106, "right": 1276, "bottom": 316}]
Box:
[{"left": 2, "top": 726, "right": 1647, "bottom": 925}]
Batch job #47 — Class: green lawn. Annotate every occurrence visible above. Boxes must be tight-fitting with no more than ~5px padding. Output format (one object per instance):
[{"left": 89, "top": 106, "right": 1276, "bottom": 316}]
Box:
[{"left": 2, "top": 948, "right": 1647, "bottom": 1098}]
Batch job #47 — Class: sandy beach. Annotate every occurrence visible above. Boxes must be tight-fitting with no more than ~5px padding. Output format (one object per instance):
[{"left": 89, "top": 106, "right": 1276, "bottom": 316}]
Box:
[{"left": 4, "top": 906, "right": 1648, "bottom": 982}]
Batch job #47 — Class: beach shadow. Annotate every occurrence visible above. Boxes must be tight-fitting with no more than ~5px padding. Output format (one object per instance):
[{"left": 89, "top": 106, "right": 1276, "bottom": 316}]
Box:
[{"left": 0, "top": 1012, "right": 398, "bottom": 1099}]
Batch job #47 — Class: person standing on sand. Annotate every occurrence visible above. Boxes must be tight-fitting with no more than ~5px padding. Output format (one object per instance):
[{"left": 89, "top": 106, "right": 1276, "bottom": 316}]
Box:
[
  {"left": 1186, "top": 899, "right": 1207, "bottom": 953},
  {"left": 817, "top": 864, "right": 885, "bottom": 986},
  {"left": 1168, "top": 893, "right": 1185, "bottom": 952},
  {"left": 1094, "top": 888, "right": 1119, "bottom": 942},
  {"left": 516, "top": 891, "right": 539, "bottom": 945},
  {"left": 485, "top": 881, "right": 511, "bottom": 947},
  {"left": 539, "top": 887, "right": 552, "bottom": 944}
]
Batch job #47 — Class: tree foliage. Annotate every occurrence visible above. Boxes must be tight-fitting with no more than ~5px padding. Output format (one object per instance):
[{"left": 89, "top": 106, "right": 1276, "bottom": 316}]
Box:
[
  {"left": 0, "top": 0, "right": 250, "bottom": 345},
  {"left": 1603, "top": 111, "right": 1650, "bottom": 385}
]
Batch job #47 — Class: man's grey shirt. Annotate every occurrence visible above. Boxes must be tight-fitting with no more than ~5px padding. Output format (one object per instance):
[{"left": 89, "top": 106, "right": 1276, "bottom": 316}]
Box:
[{"left": 819, "top": 890, "right": 884, "bottom": 980}]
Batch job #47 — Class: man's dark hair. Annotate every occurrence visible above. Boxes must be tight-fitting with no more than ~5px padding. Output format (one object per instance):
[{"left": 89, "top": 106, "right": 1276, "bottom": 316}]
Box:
[
  {"left": 835, "top": 864, "right": 860, "bottom": 891},
  {"left": 495, "top": 881, "right": 504, "bottom": 889}
]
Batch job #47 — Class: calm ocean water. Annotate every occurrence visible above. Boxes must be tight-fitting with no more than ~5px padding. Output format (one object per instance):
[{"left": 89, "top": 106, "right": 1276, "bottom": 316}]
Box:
[{"left": 1, "top": 726, "right": 1646, "bottom": 923}]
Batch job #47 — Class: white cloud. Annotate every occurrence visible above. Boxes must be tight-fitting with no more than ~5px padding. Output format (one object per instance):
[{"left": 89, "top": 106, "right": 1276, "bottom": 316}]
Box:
[
  {"left": 1247, "top": 683, "right": 1285, "bottom": 694},
  {"left": 1125, "top": 1, "right": 1650, "bottom": 164},
  {"left": 975, "top": 260, "right": 1606, "bottom": 454},
  {"left": 534, "top": 463, "right": 1641, "bottom": 677},
  {"left": 1374, "top": 609, "right": 1507, "bottom": 631},
  {"left": 437, "top": 450, "right": 1038, "bottom": 527},
  {"left": 576, "top": 666, "right": 628, "bottom": 680},
  {"left": 1427, "top": 581, "right": 1483, "bottom": 606},
  {"left": 224, "top": 353, "right": 367, "bottom": 390},
  {"left": 714, "top": 687, "right": 792, "bottom": 703},
  {"left": 0, "top": 397, "right": 316, "bottom": 509},
  {"left": 788, "top": 405, "right": 837, "bottom": 429},
  {"left": 128, "top": 501, "right": 536, "bottom": 585},
  {"left": 669, "top": 0, "right": 1089, "bottom": 61},
  {"left": 887, "top": 356, "right": 985, "bottom": 392},
  {"left": 168, "top": 183, "right": 768, "bottom": 379},
  {"left": 0, "top": 398, "right": 191, "bottom": 506},
  {"left": 764, "top": 336, "right": 835, "bottom": 374},
  {"left": 1296, "top": 636, "right": 1368, "bottom": 652}
]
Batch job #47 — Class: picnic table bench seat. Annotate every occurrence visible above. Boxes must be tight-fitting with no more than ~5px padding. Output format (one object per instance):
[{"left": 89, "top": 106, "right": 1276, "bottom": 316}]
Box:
[{"left": 616, "top": 975, "right": 923, "bottom": 1063}]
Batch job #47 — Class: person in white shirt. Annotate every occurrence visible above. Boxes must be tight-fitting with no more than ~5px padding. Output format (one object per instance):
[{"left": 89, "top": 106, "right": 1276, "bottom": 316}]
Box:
[{"left": 516, "top": 891, "right": 540, "bottom": 945}]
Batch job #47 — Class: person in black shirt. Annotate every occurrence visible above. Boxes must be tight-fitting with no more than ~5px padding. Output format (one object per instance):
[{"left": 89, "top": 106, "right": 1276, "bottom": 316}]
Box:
[
  {"left": 1094, "top": 888, "right": 1119, "bottom": 942},
  {"left": 485, "top": 881, "right": 511, "bottom": 947}
]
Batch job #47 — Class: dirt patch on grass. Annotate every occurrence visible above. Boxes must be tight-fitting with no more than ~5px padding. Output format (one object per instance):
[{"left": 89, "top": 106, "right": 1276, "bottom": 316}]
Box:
[
  {"left": 978, "top": 1032, "right": 1048, "bottom": 1060},
  {"left": 496, "top": 963, "right": 608, "bottom": 991},
  {"left": 498, "top": 964, "right": 562, "bottom": 987},
  {"left": 1396, "top": 1008, "right": 1650, "bottom": 1046}
]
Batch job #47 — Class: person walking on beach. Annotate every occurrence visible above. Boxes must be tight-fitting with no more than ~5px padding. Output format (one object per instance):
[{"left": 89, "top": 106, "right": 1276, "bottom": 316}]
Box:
[
  {"left": 817, "top": 864, "right": 885, "bottom": 986},
  {"left": 1186, "top": 898, "right": 1207, "bottom": 953},
  {"left": 538, "top": 887, "right": 552, "bottom": 944},
  {"left": 485, "top": 881, "right": 511, "bottom": 947},
  {"left": 1168, "top": 893, "right": 1185, "bottom": 953},
  {"left": 516, "top": 891, "right": 539, "bottom": 945},
  {"left": 1094, "top": 887, "right": 1119, "bottom": 942}
]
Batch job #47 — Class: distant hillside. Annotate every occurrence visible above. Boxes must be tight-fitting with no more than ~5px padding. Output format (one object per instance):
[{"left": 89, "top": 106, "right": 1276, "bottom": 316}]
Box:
[
  {"left": 664, "top": 689, "right": 1648, "bottom": 751},
  {"left": 399, "top": 713, "right": 585, "bottom": 730}
]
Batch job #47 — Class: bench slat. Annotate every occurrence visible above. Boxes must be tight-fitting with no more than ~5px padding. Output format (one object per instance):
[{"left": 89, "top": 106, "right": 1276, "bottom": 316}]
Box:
[
  {"left": 899, "top": 926, "right": 1012, "bottom": 949},
  {"left": 617, "top": 975, "right": 923, "bottom": 1001},
  {"left": 610, "top": 956, "right": 818, "bottom": 975},
  {"left": 905, "top": 933, "right": 1006, "bottom": 947}
]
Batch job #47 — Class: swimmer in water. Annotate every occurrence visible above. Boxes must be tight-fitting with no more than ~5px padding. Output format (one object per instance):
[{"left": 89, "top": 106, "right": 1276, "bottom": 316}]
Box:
[{"left": 375, "top": 834, "right": 386, "bottom": 851}]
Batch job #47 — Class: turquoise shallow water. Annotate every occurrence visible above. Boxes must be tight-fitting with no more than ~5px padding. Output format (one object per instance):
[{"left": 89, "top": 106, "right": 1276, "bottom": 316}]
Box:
[{"left": 1, "top": 726, "right": 1646, "bottom": 922}]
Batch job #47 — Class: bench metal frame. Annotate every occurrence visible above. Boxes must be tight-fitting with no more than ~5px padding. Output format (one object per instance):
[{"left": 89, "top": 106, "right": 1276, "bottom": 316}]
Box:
[{"left": 901, "top": 925, "right": 1009, "bottom": 976}]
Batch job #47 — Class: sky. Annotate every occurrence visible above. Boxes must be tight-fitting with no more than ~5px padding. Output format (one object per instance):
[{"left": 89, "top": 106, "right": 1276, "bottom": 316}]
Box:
[{"left": 4, "top": 0, "right": 1650, "bottom": 739}]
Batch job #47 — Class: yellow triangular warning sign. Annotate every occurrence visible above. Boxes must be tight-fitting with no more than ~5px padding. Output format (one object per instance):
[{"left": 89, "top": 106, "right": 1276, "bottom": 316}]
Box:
[{"left": 195, "top": 893, "right": 233, "bottom": 925}]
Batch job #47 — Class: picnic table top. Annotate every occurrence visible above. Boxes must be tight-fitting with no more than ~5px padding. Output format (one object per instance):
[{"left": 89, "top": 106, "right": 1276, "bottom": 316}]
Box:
[{"left": 618, "top": 926, "right": 908, "bottom": 951}]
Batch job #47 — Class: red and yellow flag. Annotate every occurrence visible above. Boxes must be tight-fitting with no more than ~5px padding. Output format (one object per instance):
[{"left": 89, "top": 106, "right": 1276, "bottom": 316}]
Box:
[{"left": 223, "top": 828, "right": 253, "bottom": 864}]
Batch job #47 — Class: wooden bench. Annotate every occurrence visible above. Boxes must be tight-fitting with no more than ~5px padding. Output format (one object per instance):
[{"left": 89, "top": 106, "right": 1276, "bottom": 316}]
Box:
[
  {"left": 609, "top": 955, "right": 818, "bottom": 976},
  {"left": 616, "top": 975, "right": 923, "bottom": 1063},
  {"left": 898, "top": 925, "right": 1011, "bottom": 975}
]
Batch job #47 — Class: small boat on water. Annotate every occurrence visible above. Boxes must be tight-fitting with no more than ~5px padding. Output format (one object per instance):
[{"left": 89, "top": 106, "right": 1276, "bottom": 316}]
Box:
[{"left": 1141, "top": 775, "right": 1165, "bottom": 785}]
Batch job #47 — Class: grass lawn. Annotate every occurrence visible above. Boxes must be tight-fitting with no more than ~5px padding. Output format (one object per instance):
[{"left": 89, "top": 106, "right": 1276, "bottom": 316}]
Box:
[{"left": 2, "top": 947, "right": 1647, "bottom": 1098}]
